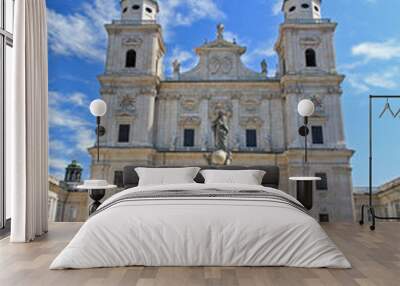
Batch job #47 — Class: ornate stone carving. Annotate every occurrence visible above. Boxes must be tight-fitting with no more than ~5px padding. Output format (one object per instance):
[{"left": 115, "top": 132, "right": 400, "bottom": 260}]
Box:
[
  {"left": 100, "top": 87, "right": 115, "bottom": 94},
  {"left": 209, "top": 100, "right": 233, "bottom": 119},
  {"left": 140, "top": 87, "right": 157, "bottom": 96},
  {"left": 310, "top": 95, "right": 324, "bottom": 114},
  {"left": 284, "top": 84, "right": 303, "bottom": 94},
  {"left": 208, "top": 56, "right": 233, "bottom": 75},
  {"left": 231, "top": 92, "right": 243, "bottom": 100},
  {"left": 122, "top": 36, "right": 143, "bottom": 46},
  {"left": 241, "top": 99, "right": 259, "bottom": 113},
  {"left": 178, "top": 116, "right": 201, "bottom": 126},
  {"left": 327, "top": 86, "right": 342, "bottom": 94},
  {"left": 181, "top": 98, "right": 199, "bottom": 112},
  {"left": 116, "top": 94, "right": 136, "bottom": 116},
  {"left": 200, "top": 94, "right": 212, "bottom": 101},
  {"left": 300, "top": 36, "right": 321, "bottom": 47},
  {"left": 239, "top": 116, "right": 264, "bottom": 127}
]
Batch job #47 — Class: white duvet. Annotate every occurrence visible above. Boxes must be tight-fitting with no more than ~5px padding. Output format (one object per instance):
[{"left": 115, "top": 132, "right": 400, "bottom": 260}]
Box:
[{"left": 50, "top": 183, "right": 351, "bottom": 269}]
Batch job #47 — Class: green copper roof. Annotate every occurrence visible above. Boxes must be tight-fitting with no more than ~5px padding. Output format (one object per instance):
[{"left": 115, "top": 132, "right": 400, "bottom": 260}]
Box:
[{"left": 67, "top": 160, "right": 83, "bottom": 169}]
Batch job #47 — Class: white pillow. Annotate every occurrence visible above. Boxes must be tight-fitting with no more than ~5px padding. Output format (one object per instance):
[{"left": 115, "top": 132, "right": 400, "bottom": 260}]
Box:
[
  {"left": 135, "top": 167, "right": 200, "bottom": 186},
  {"left": 200, "top": 169, "right": 266, "bottom": 185}
]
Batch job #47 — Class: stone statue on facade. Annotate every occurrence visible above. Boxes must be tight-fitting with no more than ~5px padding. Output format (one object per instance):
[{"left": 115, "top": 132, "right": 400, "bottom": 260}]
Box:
[
  {"left": 118, "top": 95, "right": 136, "bottom": 114},
  {"left": 212, "top": 111, "right": 229, "bottom": 151},
  {"left": 261, "top": 59, "right": 268, "bottom": 75},
  {"left": 217, "top": 23, "right": 224, "bottom": 40},
  {"left": 172, "top": 59, "right": 180, "bottom": 74}
]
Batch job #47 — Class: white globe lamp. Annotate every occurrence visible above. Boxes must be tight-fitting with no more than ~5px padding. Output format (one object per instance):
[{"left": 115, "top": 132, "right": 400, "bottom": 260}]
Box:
[
  {"left": 90, "top": 99, "right": 107, "bottom": 117},
  {"left": 297, "top": 99, "right": 315, "bottom": 117}
]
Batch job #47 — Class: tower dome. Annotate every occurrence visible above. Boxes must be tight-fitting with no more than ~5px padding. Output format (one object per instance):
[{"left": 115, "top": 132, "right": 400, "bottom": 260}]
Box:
[
  {"left": 120, "top": 0, "right": 159, "bottom": 22},
  {"left": 282, "top": 0, "right": 321, "bottom": 20}
]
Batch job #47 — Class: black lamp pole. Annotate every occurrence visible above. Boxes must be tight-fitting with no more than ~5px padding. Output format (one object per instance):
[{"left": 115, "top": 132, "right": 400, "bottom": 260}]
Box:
[
  {"left": 304, "top": 116, "right": 308, "bottom": 164},
  {"left": 96, "top": 116, "right": 100, "bottom": 162}
]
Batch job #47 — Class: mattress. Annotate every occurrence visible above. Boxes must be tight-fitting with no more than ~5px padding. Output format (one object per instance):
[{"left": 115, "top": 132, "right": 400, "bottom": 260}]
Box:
[{"left": 50, "top": 183, "right": 351, "bottom": 269}]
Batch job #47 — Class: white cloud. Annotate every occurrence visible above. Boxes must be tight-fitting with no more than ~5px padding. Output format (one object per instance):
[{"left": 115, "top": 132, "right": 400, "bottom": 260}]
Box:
[
  {"left": 243, "top": 40, "right": 276, "bottom": 72},
  {"left": 49, "top": 91, "right": 89, "bottom": 108},
  {"left": 272, "top": 0, "right": 283, "bottom": 16},
  {"left": 166, "top": 47, "right": 197, "bottom": 74},
  {"left": 364, "top": 67, "right": 400, "bottom": 89},
  {"left": 158, "top": 0, "right": 225, "bottom": 39},
  {"left": 352, "top": 39, "right": 400, "bottom": 61},
  {"left": 50, "top": 140, "right": 74, "bottom": 156},
  {"left": 49, "top": 90, "right": 94, "bottom": 153},
  {"left": 76, "top": 128, "right": 95, "bottom": 153},
  {"left": 346, "top": 67, "right": 400, "bottom": 94},
  {"left": 49, "top": 157, "right": 69, "bottom": 172},
  {"left": 49, "top": 106, "right": 91, "bottom": 129},
  {"left": 347, "top": 75, "right": 370, "bottom": 94},
  {"left": 47, "top": 0, "right": 119, "bottom": 61},
  {"left": 223, "top": 31, "right": 240, "bottom": 43},
  {"left": 48, "top": 0, "right": 225, "bottom": 58},
  {"left": 48, "top": 90, "right": 95, "bottom": 178},
  {"left": 69, "top": 92, "right": 88, "bottom": 107}
]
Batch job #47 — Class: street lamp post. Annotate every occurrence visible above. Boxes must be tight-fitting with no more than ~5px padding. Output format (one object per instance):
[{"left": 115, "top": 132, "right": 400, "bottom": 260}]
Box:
[{"left": 89, "top": 99, "right": 107, "bottom": 162}]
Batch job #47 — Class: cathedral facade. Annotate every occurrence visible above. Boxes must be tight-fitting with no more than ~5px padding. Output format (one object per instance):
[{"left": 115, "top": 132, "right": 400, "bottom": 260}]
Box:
[{"left": 90, "top": 0, "right": 355, "bottom": 222}]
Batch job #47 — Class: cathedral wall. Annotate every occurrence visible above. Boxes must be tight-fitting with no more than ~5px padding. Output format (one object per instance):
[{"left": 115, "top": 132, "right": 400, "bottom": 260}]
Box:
[{"left": 156, "top": 81, "right": 284, "bottom": 153}]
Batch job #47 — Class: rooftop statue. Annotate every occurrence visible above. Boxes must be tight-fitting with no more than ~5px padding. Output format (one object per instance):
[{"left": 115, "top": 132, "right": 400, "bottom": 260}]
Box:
[
  {"left": 217, "top": 23, "right": 224, "bottom": 40},
  {"left": 261, "top": 59, "right": 268, "bottom": 75}
]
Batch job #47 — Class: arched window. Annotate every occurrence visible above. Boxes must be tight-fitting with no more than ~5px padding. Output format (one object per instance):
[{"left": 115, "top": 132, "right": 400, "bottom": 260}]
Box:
[
  {"left": 125, "top": 49, "right": 136, "bottom": 68},
  {"left": 305, "top": 49, "right": 317, "bottom": 67}
]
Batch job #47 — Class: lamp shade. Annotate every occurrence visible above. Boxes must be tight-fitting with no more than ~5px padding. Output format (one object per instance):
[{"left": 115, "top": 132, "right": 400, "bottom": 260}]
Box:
[
  {"left": 89, "top": 99, "right": 107, "bottom": 117},
  {"left": 297, "top": 99, "right": 315, "bottom": 117}
]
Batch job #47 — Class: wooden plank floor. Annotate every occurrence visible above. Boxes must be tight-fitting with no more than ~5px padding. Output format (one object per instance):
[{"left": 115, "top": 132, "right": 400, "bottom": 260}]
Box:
[{"left": 0, "top": 222, "right": 399, "bottom": 286}]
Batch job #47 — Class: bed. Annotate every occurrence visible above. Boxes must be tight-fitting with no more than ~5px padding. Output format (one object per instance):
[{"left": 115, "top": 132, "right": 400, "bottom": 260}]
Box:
[{"left": 50, "top": 166, "right": 351, "bottom": 269}]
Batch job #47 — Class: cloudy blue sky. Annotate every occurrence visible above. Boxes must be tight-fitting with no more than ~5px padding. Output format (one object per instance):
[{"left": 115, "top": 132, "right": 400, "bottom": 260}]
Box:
[{"left": 46, "top": 0, "right": 400, "bottom": 187}]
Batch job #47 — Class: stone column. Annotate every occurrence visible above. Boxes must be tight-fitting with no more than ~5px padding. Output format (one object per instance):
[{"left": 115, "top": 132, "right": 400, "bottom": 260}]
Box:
[
  {"left": 231, "top": 94, "right": 241, "bottom": 151},
  {"left": 168, "top": 94, "right": 179, "bottom": 150},
  {"left": 135, "top": 88, "right": 157, "bottom": 147},
  {"left": 200, "top": 95, "right": 210, "bottom": 151},
  {"left": 261, "top": 95, "right": 272, "bottom": 152}
]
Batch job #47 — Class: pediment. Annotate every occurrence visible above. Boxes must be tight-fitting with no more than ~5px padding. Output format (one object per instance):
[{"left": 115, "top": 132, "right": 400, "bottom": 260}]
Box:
[
  {"left": 195, "top": 38, "right": 246, "bottom": 55},
  {"left": 174, "top": 25, "right": 266, "bottom": 81}
]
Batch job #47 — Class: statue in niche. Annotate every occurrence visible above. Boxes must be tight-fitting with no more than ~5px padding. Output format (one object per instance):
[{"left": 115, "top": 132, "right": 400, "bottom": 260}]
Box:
[
  {"left": 172, "top": 59, "right": 181, "bottom": 74},
  {"left": 212, "top": 111, "right": 229, "bottom": 151},
  {"left": 119, "top": 95, "right": 136, "bottom": 115},
  {"left": 261, "top": 59, "right": 268, "bottom": 75},
  {"left": 310, "top": 95, "right": 324, "bottom": 113},
  {"left": 217, "top": 23, "right": 224, "bottom": 40}
]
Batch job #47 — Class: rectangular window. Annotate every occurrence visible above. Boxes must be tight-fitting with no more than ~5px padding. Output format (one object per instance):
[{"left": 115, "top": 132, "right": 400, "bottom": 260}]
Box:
[
  {"left": 183, "top": 129, "right": 195, "bottom": 147},
  {"left": 315, "top": 173, "right": 328, "bottom": 190},
  {"left": 246, "top": 129, "right": 257, "bottom": 148},
  {"left": 118, "top": 124, "right": 130, "bottom": 143},
  {"left": 114, "top": 171, "right": 124, "bottom": 188},
  {"left": 319, "top": 214, "right": 329, "bottom": 223},
  {"left": 312, "top": 126, "right": 324, "bottom": 144}
]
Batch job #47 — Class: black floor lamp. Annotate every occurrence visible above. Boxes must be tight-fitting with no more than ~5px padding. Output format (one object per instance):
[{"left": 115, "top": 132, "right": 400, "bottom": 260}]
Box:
[{"left": 359, "top": 95, "right": 400, "bottom": 231}]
